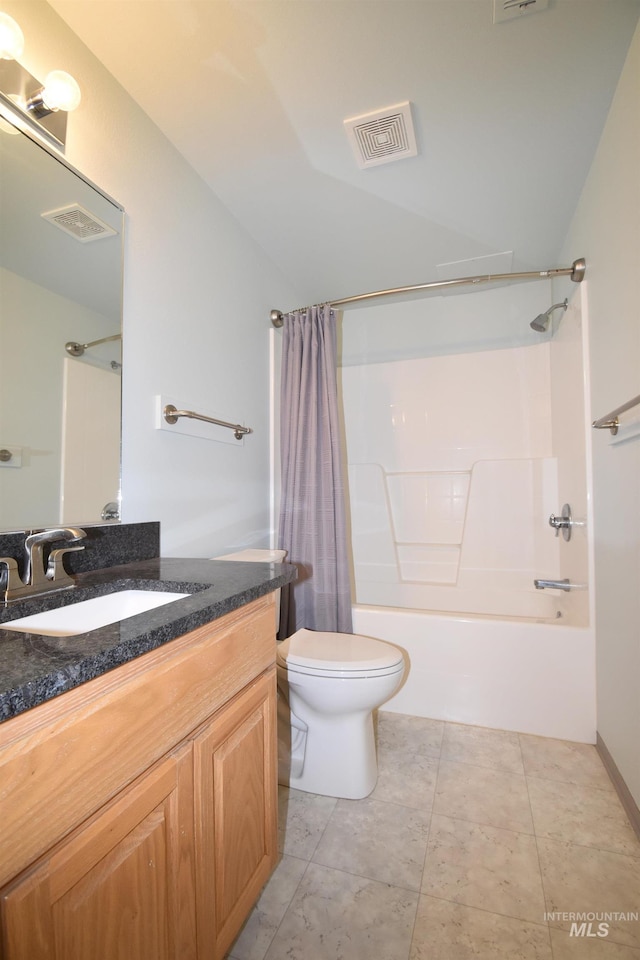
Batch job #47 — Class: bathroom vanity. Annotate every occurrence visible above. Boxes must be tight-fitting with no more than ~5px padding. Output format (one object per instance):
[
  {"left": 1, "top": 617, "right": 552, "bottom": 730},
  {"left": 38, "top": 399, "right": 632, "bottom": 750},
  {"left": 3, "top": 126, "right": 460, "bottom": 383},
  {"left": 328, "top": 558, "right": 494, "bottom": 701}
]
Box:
[
  {"left": 0, "top": 548, "right": 295, "bottom": 960},
  {"left": 0, "top": 92, "right": 294, "bottom": 958}
]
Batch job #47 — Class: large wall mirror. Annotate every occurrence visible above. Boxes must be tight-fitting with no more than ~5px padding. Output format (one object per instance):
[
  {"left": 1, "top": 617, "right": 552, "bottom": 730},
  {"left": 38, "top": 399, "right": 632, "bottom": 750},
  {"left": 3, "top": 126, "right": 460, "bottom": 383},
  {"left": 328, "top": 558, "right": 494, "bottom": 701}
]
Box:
[{"left": 0, "top": 112, "right": 124, "bottom": 533}]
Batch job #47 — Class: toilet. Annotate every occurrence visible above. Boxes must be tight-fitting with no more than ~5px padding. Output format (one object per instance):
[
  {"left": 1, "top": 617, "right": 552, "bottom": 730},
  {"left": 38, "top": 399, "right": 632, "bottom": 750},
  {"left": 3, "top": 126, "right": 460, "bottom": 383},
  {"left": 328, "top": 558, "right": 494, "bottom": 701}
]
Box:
[
  {"left": 277, "top": 628, "right": 404, "bottom": 799},
  {"left": 214, "top": 548, "right": 405, "bottom": 800}
]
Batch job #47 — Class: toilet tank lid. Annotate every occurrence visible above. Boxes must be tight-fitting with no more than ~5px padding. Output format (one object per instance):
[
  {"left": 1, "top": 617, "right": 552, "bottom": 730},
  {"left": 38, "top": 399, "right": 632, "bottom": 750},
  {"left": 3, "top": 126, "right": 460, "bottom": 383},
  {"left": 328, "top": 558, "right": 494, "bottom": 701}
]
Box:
[
  {"left": 214, "top": 548, "right": 287, "bottom": 562},
  {"left": 278, "top": 628, "right": 403, "bottom": 672}
]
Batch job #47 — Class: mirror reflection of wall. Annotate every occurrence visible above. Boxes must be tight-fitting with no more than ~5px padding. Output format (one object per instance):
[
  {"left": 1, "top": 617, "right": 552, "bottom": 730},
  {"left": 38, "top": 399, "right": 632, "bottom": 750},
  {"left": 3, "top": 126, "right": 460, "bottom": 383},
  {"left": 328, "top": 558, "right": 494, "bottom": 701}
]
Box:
[{"left": 0, "top": 111, "right": 124, "bottom": 532}]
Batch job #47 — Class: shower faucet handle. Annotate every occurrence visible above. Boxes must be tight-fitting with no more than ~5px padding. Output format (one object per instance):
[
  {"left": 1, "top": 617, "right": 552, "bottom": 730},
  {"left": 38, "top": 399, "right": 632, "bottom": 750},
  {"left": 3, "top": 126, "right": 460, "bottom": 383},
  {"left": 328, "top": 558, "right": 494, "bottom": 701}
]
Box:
[
  {"left": 548, "top": 504, "right": 573, "bottom": 541},
  {"left": 548, "top": 514, "right": 563, "bottom": 535}
]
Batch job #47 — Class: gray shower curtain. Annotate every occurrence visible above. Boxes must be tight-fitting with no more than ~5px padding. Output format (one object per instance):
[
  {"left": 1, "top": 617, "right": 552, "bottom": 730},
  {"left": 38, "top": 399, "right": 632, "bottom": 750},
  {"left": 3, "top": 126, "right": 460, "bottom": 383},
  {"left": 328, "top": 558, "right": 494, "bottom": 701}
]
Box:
[{"left": 278, "top": 305, "right": 353, "bottom": 637}]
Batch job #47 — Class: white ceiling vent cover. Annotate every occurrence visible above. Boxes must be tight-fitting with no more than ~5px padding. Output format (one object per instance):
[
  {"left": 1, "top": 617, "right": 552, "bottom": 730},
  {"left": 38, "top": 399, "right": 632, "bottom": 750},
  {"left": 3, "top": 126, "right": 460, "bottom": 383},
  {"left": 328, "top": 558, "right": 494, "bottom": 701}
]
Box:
[
  {"left": 344, "top": 101, "right": 418, "bottom": 169},
  {"left": 41, "top": 204, "right": 118, "bottom": 243},
  {"left": 493, "top": 0, "right": 548, "bottom": 23}
]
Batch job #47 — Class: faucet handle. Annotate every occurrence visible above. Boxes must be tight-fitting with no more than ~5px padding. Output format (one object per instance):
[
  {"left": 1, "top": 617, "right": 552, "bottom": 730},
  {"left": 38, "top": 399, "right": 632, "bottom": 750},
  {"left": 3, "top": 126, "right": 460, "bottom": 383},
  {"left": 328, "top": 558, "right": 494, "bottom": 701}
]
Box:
[
  {"left": 46, "top": 545, "right": 85, "bottom": 584},
  {"left": 548, "top": 504, "right": 573, "bottom": 542},
  {"left": 25, "top": 527, "right": 87, "bottom": 550},
  {"left": 0, "top": 557, "right": 22, "bottom": 599},
  {"left": 548, "top": 514, "right": 562, "bottom": 537},
  {"left": 24, "top": 527, "right": 87, "bottom": 588}
]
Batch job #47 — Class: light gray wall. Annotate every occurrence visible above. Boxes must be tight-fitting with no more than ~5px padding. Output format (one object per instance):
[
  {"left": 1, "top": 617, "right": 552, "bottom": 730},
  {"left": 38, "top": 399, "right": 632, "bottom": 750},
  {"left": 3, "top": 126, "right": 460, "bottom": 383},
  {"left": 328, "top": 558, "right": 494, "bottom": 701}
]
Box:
[
  {"left": 561, "top": 23, "right": 640, "bottom": 804},
  {"left": 8, "top": 1, "right": 300, "bottom": 556}
]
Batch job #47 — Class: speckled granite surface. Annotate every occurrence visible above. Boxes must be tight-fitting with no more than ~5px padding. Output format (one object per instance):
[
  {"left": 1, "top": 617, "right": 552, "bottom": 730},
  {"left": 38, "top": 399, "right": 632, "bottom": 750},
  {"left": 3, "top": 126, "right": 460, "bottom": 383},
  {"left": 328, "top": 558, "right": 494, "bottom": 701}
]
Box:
[
  {"left": 0, "top": 522, "right": 160, "bottom": 580},
  {"left": 0, "top": 557, "right": 296, "bottom": 723}
]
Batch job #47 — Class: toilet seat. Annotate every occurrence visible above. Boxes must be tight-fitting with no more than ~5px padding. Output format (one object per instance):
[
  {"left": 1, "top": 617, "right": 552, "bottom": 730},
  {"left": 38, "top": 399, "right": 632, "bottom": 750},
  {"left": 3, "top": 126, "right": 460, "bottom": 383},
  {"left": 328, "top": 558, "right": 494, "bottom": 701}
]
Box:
[{"left": 277, "top": 628, "right": 404, "bottom": 679}]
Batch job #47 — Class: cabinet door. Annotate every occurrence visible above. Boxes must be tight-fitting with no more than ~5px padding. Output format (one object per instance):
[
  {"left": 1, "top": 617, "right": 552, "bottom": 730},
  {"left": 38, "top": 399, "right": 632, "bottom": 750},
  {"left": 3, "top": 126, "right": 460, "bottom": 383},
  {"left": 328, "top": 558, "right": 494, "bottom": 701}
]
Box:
[
  {"left": 0, "top": 744, "right": 196, "bottom": 960},
  {"left": 194, "top": 670, "right": 278, "bottom": 960}
]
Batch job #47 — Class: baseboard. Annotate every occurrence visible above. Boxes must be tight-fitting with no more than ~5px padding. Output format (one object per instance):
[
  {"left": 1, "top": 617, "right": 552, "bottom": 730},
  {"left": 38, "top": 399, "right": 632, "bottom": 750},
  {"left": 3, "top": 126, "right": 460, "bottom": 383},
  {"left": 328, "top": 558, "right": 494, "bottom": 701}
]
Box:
[{"left": 596, "top": 733, "right": 640, "bottom": 840}]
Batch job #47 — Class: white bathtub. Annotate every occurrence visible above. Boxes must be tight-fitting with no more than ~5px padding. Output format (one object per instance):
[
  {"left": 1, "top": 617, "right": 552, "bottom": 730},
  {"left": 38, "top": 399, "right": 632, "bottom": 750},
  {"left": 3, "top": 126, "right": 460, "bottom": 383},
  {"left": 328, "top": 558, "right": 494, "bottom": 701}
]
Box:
[{"left": 353, "top": 605, "right": 596, "bottom": 743}]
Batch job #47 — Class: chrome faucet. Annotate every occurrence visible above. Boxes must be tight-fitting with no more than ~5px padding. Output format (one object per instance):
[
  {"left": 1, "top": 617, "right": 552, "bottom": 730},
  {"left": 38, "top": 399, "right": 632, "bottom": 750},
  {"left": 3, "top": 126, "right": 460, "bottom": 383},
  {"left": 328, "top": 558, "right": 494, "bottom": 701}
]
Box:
[
  {"left": 0, "top": 527, "right": 87, "bottom": 604},
  {"left": 534, "top": 578, "right": 572, "bottom": 592},
  {"left": 548, "top": 504, "right": 573, "bottom": 541}
]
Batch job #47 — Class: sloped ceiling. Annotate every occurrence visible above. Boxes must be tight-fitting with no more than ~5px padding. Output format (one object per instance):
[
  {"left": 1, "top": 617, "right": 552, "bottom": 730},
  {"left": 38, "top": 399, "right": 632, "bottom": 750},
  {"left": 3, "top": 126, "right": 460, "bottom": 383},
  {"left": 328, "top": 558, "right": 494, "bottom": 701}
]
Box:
[{"left": 49, "top": 0, "right": 640, "bottom": 306}]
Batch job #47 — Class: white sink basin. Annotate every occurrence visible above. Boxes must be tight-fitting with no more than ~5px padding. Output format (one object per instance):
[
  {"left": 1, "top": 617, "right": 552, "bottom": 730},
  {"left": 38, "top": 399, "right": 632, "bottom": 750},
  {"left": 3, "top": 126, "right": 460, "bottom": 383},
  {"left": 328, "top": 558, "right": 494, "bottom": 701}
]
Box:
[{"left": 2, "top": 589, "right": 189, "bottom": 637}]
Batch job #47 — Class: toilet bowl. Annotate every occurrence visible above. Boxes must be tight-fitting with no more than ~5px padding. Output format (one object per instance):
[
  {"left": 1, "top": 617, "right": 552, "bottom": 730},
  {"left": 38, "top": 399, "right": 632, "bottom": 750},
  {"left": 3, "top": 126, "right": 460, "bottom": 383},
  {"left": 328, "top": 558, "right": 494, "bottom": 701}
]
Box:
[
  {"left": 213, "top": 549, "right": 405, "bottom": 800},
  {"left": 277, "top": 629, "right": 404, "bottom": 799}
]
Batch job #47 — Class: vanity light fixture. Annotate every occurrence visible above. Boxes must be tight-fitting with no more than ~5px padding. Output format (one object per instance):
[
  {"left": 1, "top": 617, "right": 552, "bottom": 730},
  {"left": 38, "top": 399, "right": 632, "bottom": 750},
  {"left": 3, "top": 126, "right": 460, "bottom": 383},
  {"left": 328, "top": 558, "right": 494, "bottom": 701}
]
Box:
[
  {"left": 27, "top": 70, "right": 81, "bottom": 118},
  {"left": 0, "top": 12, "right": 24, "bottom": 60},
  {"left": 0, "top": 11, "right": 81, "bottom": 150}
]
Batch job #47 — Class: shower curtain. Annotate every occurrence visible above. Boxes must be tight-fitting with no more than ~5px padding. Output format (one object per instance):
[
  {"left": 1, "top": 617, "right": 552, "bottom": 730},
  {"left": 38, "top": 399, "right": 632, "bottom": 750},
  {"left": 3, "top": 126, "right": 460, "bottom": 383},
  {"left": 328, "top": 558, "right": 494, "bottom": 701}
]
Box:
[{"left": 278, "top": 305, "right": 353, "bottom": 637}]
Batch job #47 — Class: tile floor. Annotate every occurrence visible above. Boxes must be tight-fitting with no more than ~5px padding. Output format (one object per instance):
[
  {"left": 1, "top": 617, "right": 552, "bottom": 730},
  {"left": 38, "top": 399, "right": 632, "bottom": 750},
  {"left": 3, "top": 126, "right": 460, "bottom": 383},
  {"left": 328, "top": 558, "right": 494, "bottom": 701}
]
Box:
[{"left": 227, "top": 713, "right": 640, "bottom": 960}]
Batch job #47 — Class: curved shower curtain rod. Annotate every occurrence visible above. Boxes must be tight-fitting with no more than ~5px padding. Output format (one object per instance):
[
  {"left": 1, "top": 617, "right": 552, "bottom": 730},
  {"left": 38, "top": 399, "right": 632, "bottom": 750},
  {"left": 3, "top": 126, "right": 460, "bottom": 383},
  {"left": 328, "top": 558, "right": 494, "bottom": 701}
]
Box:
[{"left": 270, "top": 257, "right": 586, "bottom": 327}]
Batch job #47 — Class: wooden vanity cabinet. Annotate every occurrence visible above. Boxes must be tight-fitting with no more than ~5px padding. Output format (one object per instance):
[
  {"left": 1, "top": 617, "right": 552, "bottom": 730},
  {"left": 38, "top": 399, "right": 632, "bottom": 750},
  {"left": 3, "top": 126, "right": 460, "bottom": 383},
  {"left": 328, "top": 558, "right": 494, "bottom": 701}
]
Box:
[
  {"left": 0, "top": 743, "right": 197, "bottom": 960},
  {"left": 0, "top": 595, "right": 278, "bottom": 960},
  {"left": 194, "top": 670, "right": 277, "bottom": 960}
]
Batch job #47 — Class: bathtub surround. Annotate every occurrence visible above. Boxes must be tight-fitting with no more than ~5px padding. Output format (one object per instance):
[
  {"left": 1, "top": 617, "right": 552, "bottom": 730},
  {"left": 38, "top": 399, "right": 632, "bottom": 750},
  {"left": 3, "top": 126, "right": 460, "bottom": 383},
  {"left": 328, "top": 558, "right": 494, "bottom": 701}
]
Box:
[
  {"left": 341, "top": 340, "right": 559, "bottom": 619},
  {"left": 278, "top": 307, "right": 352, "bottom": 635},
  {"left": 339, "top": 283, "right": 591, "bottom": 626},
  {"left": 338, "top": 280, "right": 594, "bottom": 742}
]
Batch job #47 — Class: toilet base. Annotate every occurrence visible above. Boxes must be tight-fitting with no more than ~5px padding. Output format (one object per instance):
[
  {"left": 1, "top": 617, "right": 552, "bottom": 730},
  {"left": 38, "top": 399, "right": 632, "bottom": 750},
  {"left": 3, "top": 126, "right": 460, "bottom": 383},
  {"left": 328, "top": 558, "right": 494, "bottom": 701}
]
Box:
[{"left": 278, "top": 702, "right": 378, "bottom": 800}]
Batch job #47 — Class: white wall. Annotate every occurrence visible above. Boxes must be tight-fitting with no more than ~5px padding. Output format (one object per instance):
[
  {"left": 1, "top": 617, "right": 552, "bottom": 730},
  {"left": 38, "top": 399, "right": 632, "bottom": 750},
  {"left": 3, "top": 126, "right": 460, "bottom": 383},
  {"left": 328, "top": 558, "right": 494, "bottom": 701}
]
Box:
[
  {"left": 7, "top": 1, "right": 300, "bottom": 556},
  {"left": 561, "top": 23, "right": 640, "bottom": 804}
]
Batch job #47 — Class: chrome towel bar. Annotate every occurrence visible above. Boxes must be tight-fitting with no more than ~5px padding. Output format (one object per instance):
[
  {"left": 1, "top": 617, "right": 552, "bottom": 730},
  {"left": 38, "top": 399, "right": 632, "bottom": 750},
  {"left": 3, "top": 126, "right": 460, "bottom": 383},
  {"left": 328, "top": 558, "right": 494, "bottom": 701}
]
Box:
[
  {"left": 65, "top": 333, "right": 122, "bottom": 357},
  {"left": 163, "top": 404, "right": 252, "bottom": 441},
  {"left": 592, "top": 393, "right": 640, "bottom": 436}
]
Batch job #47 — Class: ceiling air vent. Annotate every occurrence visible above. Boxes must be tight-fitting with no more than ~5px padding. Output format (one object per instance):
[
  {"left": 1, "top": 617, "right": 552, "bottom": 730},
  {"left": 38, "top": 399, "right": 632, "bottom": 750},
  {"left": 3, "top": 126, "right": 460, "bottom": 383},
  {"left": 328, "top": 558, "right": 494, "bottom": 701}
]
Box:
[
  {"left": 493, "top": 0, "right": 549, "bottom": 23},
  {"left": 41, "top": 204, "right": 118, "bottom": 243},
  {"left": 344, "top": 101, "right": 418, "bottom": 169}
]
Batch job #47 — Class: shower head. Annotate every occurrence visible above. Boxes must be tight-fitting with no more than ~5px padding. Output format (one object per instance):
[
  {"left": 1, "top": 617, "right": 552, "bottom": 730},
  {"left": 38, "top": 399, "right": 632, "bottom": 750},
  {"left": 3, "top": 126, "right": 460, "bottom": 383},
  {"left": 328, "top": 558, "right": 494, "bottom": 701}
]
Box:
[
  {"left": 530, "top": 313, "right": 551, "bottom": 333},
  {"left": 530, "top": 299, "right": 568, "bottom": 333}
]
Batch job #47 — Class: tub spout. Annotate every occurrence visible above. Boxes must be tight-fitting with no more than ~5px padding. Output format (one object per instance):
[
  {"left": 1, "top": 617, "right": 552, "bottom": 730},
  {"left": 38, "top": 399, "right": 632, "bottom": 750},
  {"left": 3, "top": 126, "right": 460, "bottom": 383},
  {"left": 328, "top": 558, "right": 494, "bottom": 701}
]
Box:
[{"left": 534, "top": 578, "right": 571, "bottom": 591}]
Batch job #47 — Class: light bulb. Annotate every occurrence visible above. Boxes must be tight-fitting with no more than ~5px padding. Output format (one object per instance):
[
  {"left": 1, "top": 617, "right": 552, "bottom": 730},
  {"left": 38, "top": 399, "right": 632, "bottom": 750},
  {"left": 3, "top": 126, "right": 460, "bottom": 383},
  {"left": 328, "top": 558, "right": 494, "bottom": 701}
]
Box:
[
  {"left": 0, "top": 12, "right": 24, "bottom": 60},
  {"left": 40, "top": 70, "right": 81, "bottom": 112},
  {"left": 0, "top": 113, "right": 20, "bottom": 136}
]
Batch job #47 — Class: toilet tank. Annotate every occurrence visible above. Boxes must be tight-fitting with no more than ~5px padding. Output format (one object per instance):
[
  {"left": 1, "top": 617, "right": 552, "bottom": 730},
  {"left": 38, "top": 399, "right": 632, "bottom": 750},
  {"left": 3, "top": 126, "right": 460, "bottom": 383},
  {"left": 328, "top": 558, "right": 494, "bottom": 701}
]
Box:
[{"left": 213, "top": 548, "right": 287, "bottom": 629}]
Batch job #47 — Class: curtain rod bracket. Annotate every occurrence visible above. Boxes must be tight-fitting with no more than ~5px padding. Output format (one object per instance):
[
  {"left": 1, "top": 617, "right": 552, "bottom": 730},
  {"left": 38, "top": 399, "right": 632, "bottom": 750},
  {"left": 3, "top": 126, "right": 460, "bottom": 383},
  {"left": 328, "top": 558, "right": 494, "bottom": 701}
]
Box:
[
  {"left": 270, "top": 309, "right": 284, "bottom": 328},
  {"left": 571, "top": 258, "right": 586, "bottom": 282}
]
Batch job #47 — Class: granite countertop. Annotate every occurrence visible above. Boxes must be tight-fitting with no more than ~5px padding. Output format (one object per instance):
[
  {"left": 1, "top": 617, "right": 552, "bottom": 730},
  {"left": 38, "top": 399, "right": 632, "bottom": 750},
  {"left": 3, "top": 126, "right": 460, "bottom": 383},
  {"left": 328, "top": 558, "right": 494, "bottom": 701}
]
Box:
[{"left": 0, "top": 557, "right": 296, "bottom": 723}]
